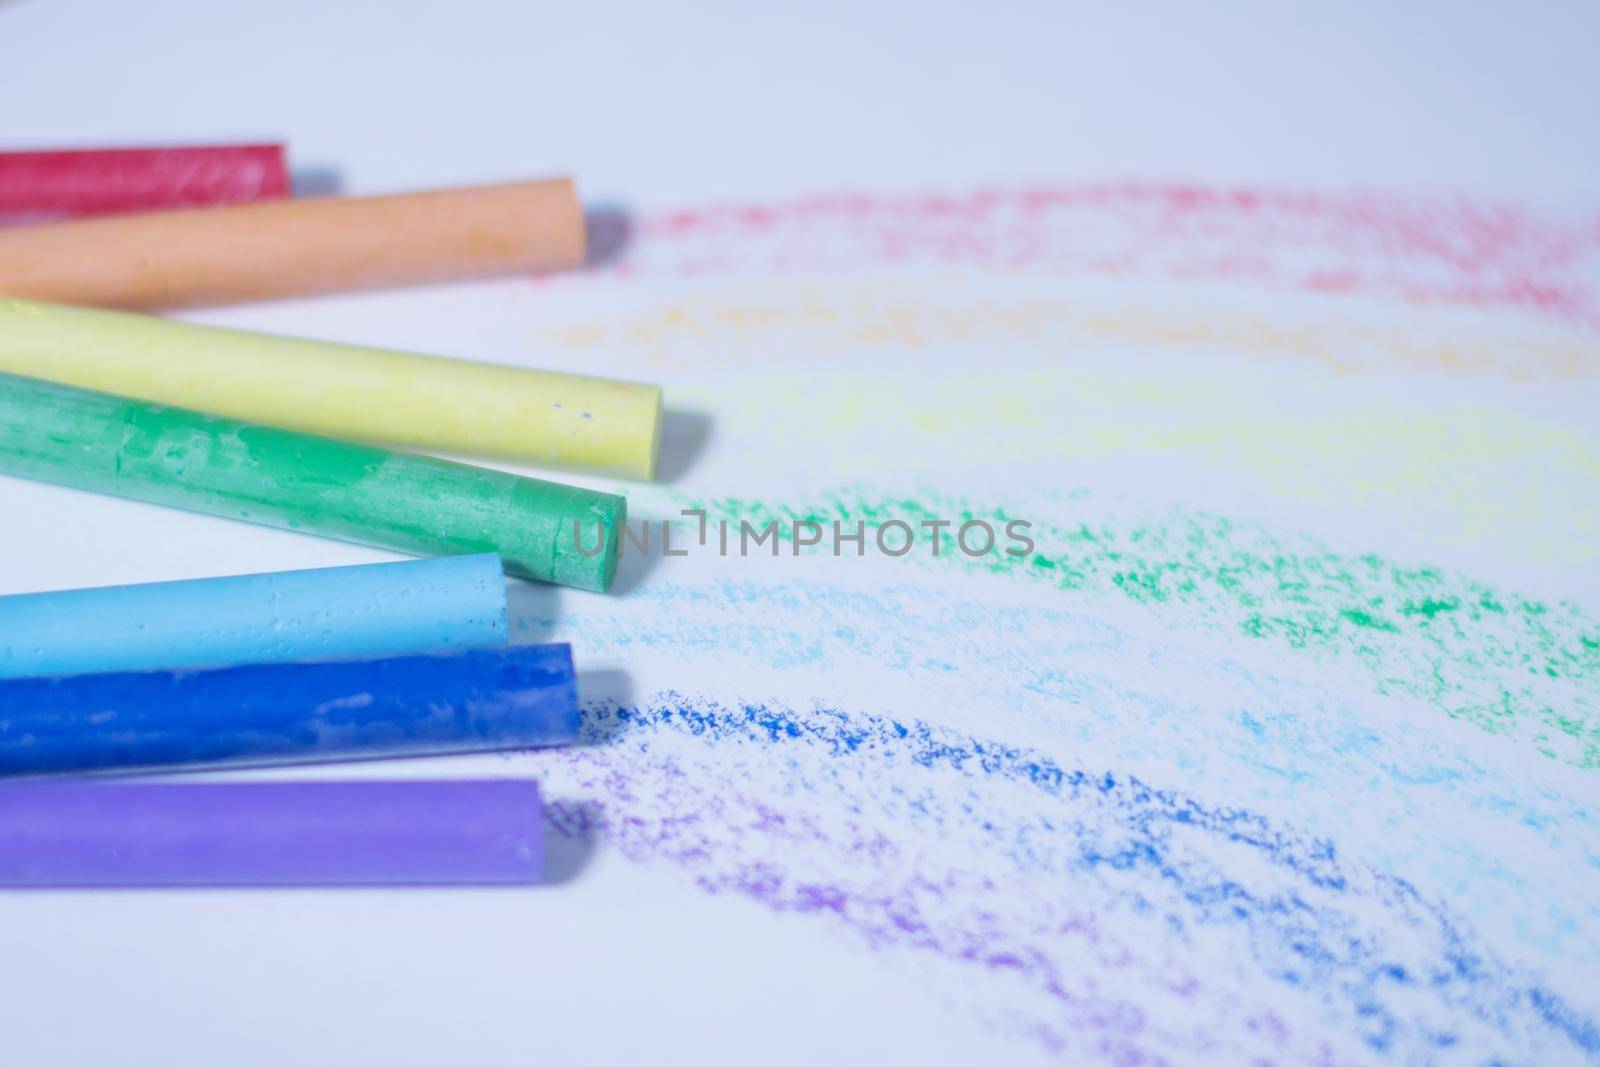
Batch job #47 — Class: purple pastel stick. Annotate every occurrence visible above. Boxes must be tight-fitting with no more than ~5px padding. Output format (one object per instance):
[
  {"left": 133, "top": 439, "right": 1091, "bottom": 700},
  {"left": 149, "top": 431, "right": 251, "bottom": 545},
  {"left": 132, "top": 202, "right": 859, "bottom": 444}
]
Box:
[{"left": 0, "top": 778, "right": 543, "bottom": 887}]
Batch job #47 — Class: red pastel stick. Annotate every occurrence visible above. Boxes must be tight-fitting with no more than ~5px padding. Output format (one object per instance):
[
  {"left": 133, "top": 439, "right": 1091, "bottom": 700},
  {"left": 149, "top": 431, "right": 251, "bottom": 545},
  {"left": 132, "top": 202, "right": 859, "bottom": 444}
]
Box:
[{"left": 0, "top": 144, "right": 289, "bottom": 222}]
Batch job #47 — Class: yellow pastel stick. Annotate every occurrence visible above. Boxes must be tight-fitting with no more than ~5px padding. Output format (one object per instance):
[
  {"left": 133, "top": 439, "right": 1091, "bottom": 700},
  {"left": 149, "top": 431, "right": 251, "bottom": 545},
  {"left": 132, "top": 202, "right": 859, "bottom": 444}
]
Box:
[{"left": 0, "top": 298, "right": 661, "bottom": 480}]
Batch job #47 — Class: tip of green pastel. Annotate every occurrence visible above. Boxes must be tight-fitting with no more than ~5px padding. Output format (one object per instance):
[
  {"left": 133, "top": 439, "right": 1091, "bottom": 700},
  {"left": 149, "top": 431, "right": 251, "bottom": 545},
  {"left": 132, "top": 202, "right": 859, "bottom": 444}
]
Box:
[
  {"left": 551, "top": 489, "right": 627, "bottom": 593},
  {"left": 643, "top": 388, "right": 663, "bottom": 482}
]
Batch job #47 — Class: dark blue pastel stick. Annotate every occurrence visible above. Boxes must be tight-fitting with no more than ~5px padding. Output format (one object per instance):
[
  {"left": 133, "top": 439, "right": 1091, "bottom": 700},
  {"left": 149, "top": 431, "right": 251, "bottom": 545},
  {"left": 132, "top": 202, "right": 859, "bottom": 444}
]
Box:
[{"left": 0, "top": 644, "right": 577, "bottom": 777}]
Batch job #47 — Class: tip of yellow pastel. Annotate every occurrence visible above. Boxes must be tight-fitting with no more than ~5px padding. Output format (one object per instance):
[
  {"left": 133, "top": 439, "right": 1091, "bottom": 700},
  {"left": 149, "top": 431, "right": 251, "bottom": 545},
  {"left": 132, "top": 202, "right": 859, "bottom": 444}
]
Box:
[
  {"left": 643, "top": 388, "right": 664, "bottom": 481},
  {"left": 575, "top": 381, "right": 661, "bottom": 481}
]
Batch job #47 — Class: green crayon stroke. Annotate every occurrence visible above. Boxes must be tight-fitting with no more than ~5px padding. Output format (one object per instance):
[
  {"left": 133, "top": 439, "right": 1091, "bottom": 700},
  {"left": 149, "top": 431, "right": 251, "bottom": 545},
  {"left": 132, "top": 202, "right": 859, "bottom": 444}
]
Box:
[{"left": 686, "top": 487, "right": 1600, "bottom": 769}]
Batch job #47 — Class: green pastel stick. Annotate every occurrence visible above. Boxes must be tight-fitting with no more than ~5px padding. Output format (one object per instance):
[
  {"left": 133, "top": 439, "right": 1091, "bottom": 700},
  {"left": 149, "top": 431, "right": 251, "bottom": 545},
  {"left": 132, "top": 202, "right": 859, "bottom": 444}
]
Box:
[{"left": 0, "top": 372, "right": 623, "bottom": 593}]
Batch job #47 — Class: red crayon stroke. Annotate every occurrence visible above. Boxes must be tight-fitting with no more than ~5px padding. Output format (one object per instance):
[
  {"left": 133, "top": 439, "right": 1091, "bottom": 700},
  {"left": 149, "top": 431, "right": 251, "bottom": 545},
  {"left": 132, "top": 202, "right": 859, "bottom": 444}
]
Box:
[{"left": 578, "top": 185, "right": 1600, "bottom": 329}]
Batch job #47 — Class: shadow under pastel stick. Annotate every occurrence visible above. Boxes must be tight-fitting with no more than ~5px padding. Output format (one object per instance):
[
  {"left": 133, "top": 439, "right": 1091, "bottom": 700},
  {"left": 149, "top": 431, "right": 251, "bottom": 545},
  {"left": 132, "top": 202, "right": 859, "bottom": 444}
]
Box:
[
  {"left": 0, "top": 779, "right": 545, "bottom": 887},
  {"left": 0, "top": 554, "right": 508, "bottom": 679}
]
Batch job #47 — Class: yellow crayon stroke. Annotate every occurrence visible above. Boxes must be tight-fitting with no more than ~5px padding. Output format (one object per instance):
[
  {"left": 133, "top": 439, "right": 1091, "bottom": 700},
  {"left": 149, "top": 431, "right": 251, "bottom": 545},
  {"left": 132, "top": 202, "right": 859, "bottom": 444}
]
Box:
[
  {"left": 665, "top": 369, "right": 1600, "bottom": 574},
  {"left": 535, "top": 273, "right": 1599, "bottom": 380}
]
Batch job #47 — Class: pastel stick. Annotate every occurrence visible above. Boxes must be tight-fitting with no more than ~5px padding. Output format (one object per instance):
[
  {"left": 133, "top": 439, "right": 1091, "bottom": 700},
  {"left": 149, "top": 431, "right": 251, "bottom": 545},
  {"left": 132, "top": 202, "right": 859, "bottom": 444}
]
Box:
[
  {"left": 0, "top": 299, "right": 662, "bottom": 479},
  {"left": 0, "top": 145, "right": 288, "bottom": 222},
  {"left": 0, "top": 779, "right": 544, "bottom": 887},
  {"left": 0, "top": 372, "right": 625, "bottom": 593},
  {"left": 0, "top": 177, "right": 583, "bottom": 307},
  {"left": 0, "top": 644, "right": 578, "bottom": 777},
  {"left": 0, "top": 554, "right": 508, "bottom": 679}
]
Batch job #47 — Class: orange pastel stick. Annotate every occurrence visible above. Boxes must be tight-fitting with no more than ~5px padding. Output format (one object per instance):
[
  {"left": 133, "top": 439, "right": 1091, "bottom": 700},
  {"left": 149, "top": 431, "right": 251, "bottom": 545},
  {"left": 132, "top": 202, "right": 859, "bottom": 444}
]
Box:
[{"left": 0, "top": 177, "right": 584, "bottom": 308}]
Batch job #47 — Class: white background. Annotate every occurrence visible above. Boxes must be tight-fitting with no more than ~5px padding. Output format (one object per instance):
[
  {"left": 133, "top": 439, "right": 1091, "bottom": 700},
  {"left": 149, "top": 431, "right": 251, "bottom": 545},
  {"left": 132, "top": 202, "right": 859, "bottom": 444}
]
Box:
[{"left": 3, "top": 1, "right": 1598, "bottom": 208}]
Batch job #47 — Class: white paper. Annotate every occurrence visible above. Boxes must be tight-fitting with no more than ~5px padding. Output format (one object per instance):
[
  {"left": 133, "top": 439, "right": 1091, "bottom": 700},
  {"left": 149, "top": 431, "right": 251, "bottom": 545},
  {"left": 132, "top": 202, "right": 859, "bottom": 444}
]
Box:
[{"left": 2, "top": 3, "right": 1598, "bottom": 1064}]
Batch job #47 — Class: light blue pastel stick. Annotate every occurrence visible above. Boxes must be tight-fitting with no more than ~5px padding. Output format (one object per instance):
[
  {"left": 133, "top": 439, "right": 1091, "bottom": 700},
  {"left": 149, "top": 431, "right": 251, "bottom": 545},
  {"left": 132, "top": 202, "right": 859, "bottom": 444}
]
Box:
[{"left": 0, "top": 554, "right": 508, "bottom": 679}]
